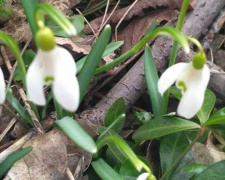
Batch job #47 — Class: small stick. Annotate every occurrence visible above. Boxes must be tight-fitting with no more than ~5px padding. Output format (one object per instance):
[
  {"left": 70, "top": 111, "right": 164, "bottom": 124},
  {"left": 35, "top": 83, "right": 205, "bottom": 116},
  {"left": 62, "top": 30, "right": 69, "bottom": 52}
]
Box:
[
  {"left": 66, "top": 168, "right": 76, "bottom": 180},
  {"left": 76, "top": 8, "right": 97, "bottom": 37},
  {"left": 0, "top": 118, "right": 17, "bottom": 143},
  {"left": 115, "top": 0, "right": 138, "bottom": 41}
]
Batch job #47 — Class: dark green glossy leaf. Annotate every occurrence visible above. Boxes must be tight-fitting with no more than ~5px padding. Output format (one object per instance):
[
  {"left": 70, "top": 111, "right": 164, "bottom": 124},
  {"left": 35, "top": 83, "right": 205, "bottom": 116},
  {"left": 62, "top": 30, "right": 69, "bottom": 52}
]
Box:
[
  {"left": 195, "top": 160, "right": 225, "bottom": 180},
  {"left": 92, "top": 158, "right": 124, "bottom": 180},
  {"left": 205, "top": 107, "right": 225, "bottom": 126},
  {"left": 132, "top": 116, "right": 200, "bottom": 141},
  {"left": 144, "top": 45, "right": 163, "bottom": 117},
  {"left": 119, "top": 159, "right": 139, "bottom": 177},
  {"left": 105, "top": 98, "right": 126, "bottom": 133},
  {"left": 185, "top": 164, "right": 209, "bottom": 175},
  {"left": 160, "top": 132, "right": 189, "bottom": 179},
  {"left": 0, "top": 146, "right": 33, "bottom": 179},
  {"left": 197, "top": 89, "right": 216, "bottom": 125},
  {"left": 54, "top": 116, "right": 97, "bottom": 153}
]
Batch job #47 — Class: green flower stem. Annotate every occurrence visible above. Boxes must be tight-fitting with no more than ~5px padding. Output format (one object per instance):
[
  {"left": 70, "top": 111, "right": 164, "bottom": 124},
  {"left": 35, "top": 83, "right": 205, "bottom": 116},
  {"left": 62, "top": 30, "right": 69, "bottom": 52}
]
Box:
[
  {"left": 163, "top": 0, "right": 190, "bottom": 114},
  {"left": 34, "top": 3, "right": 76, "bottom": 36},
  {"left": 95, "top": 26, "right": 189, "bottom": 75},
  {"left": 19, "top": 0, "right": 38, "bottom": 36},
  {"left": 0, "top": 31, "right": 26, "bottom": 86},
  {"left": 186, "top": 36, "right": 204, "bottom": 55},
  {"left": 160, "top": 131, "right": 201, "bottom": 180}
]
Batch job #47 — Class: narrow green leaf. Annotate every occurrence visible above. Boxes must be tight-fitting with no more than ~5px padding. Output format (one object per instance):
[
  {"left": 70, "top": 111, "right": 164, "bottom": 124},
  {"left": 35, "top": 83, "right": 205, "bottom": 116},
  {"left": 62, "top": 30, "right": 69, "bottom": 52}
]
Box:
[
  {"left": 20, "top": 0, "right": 38, "bottom": 35},
  {"left": 76, "top": 41, "right": 123, "bottom": 74},
  {"left": 144, "top": 45, "right": 163, "bottom": 117},
  {"left": 54, "top": 116, "right": 97, "bottom": 153},
  {"left": 160, "top": 132, "right": 189, "bottom": 179},
  {"left": 6, "top": 89, "right": 33, "bottom": 126},
  {"left": 0, "top": 146, "right": 33, "bottom": 179},
  {"left": 92, "top": 158, "right": 124, "bottom": 180},
  {"left": 98, "top": 127, "right": 127, "bottom": 163},
  {"left": 132, "top": 116, "right": 200, "bottom": 141},
  {"left": 195, "top": 160, "right": 225, "bottom": 180},
  {"left": 105, "top": 98, "right": 126, "bottom": 133},
  {"left": 205, "top": 107, "right": 225, "bottom": 126},
  {"left": 78, "top": 25, "right": 111, "bottom": 101},
  {"left": 97, "top": 135, "right": 143, "bottom": 171},
  {"left": 197, "top": 89, "right": 216, "bottom": 125}
]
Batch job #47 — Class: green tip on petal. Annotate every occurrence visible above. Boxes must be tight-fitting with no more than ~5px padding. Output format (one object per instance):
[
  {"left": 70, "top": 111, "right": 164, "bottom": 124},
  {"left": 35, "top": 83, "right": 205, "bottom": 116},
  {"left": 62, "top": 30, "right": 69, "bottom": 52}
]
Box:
[
  {"left": 177, "top": 80, "right": 187, "bottom": 93},
  {"left": 192, "top": 53, "right": 206, "bottom": 69},
  {"left": 36, "top": 27, "right": 56, "bottom": 51}
]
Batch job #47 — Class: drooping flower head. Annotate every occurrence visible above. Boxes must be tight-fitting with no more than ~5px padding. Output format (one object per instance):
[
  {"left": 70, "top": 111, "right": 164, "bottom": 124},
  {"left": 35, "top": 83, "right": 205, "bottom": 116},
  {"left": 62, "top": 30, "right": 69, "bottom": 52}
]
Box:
[
  {"left": 137, "top": 173, "right": 156, "bottom": 180},
  {"left": 26, "top": 26, "right": 79, "bottom": 112},
  {"left": 158, "top": 53, "right": 210, "bottom": 119}
]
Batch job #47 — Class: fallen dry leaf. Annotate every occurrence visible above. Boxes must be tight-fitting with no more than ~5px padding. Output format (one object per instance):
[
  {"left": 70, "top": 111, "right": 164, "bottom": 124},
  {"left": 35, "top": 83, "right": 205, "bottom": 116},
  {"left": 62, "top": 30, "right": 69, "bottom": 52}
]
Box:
[
  {"left": 5, "top": 128, "right": 92, "bottom": 180},
  {"left": 84, "top": 0, "right": 197, "bottom": 34},
  {"left": 118, "top": 10, "right": 178, "bottom": 53}
]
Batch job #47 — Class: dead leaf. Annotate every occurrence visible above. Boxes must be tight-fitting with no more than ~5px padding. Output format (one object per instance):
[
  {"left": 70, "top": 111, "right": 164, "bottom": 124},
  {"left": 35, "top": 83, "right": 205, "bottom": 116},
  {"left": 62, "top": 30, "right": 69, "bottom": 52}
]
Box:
[
  {"left": 84, "top": 0, "right": 197, "bottom": 34},
  {"left": 118, "top": 10, "right": 178, "bottom": 53},
  {"left": 192, "top": 135, "right": 225, "bottom": 165},
  {"left": 5, "top": 128, "right": 92, "bottom": 180}
]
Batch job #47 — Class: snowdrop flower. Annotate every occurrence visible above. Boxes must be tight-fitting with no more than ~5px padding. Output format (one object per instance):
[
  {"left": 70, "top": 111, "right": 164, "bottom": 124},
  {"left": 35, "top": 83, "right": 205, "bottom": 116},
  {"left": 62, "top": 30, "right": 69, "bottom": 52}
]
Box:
[
  {"left": 0, "top": 68, "right": 5, "bottom": 104},
  {"left": 137, "top": 173, "right": 156, "bottom": 180},
  {"left": 158, "top": 53, "right": 210, "bottom": 119},
  {"left": 27, "top": 27, "right": 79, "bottom": 112}
]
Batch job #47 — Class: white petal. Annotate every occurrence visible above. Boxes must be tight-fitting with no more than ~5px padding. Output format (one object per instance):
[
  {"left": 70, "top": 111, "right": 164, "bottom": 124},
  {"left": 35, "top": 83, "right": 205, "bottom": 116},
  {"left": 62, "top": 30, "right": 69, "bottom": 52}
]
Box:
[
  {"left": 0, "top": 68, "right": 5, "bottom": 104},
  {"left": 158, "top": 63, "right": 187, "bottom": 95},
  {"left": 177, "top": 65, "right": 210, "bottom": 119},
  {"left": 52, "top": 47, "right": 79, "bottom": 112},
  {"left": 26, "top": 57, "right": 46, "bottom": 105},
  {"left": 53, "top": 76, "right": 80, "bottom": 112},
  {"left": 137, "top": 173, "right": 150, "bottom": 180}
]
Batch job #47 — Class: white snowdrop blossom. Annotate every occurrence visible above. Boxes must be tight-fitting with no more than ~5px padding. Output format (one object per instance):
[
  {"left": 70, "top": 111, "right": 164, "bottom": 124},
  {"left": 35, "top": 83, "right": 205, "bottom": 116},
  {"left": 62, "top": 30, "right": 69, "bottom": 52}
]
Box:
[
  {"left": 0, "top": 68, "right": 5, "bottom": 104},
  {"left": 26, "top": 27, "right": 79, "bottom": 112},
  {"left": 158, "top": 60, "right": 210, "bottom": 119}
]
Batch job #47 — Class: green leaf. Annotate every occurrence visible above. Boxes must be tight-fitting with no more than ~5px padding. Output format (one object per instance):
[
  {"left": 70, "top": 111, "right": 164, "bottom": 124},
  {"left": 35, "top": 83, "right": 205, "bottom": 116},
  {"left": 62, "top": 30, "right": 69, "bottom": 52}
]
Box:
[
  {"left": 6, "top": 89, "right": 33, "bottom": 126},
  {"left": 14, "top": 49, "right": 35, "bottom": 81},
  {"left": 160, "top": 132, "right": 189, "bottom": 179},
  {"left": 92, "top": 158, "right": 124, "bottom": 180},
  {"left": 54, "top": 116, "right": 97, "bottom": 153},
  {"left": 76, "top": 41, "right": 123, "bottom": 74},
  {"left": 0, "top": 146, "right": 33, "bottom": 179},
  {"left": 185, "top": 164, "right": 209, "bottom": 175},
  {"left": 78, "top": 25, "right": 111, "bottom": 101},
  {"left": 144, "top": 45, "right": 163, "bottom": 117},
  {"left": 197, "top": 89, "right": 216, "bottom": 125},
  {"left": 205, "top": 107, "right": 225, "bottom": 126},
  {"left": 194, "top": 160, "right": 225, "bottom": 180},
  {"left": 46, "top": 15, "right": 85, "bottom": 37},
  {"left": 132, "top": 116, "right": 200, "bottom": 141},
  {"left": 105, "top": 98, "right": 126, "bottom": 133},
  {"left": 170, "top": 86, "right": 182, "bottom": 99}
]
